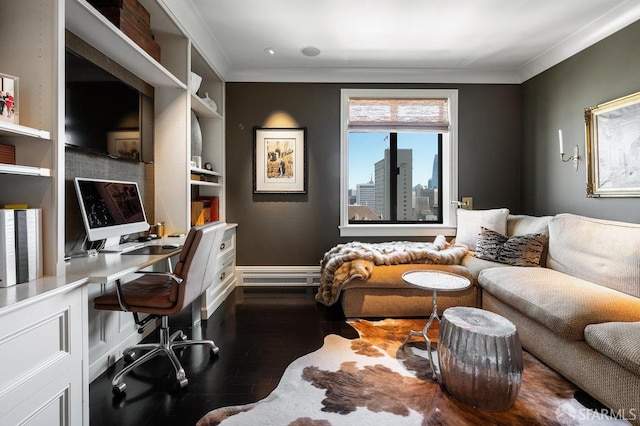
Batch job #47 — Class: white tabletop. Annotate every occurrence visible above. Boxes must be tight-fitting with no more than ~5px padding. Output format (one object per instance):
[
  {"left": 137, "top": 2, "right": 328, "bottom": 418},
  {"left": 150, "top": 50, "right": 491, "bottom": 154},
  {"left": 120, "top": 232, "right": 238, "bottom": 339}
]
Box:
[{"left": 401, "top": 270, "right": 471, "bottom": 292}]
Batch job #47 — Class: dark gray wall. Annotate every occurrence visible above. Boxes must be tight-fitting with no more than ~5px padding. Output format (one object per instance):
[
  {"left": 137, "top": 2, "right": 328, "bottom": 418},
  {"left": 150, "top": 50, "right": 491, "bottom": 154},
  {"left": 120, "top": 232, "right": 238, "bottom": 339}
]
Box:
[
  {"left": 522, "top": 20, "right": 640, "bottom": 219},
  {"left": 226, "top": 83, "right": 522, "bottom": 266}
]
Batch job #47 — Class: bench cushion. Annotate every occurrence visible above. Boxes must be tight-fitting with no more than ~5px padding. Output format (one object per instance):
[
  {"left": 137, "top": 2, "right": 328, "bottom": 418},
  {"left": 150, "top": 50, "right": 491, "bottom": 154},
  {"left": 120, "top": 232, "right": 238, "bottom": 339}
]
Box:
[{"left": 478, "top": 267, "right": 640, "bottom": 341}]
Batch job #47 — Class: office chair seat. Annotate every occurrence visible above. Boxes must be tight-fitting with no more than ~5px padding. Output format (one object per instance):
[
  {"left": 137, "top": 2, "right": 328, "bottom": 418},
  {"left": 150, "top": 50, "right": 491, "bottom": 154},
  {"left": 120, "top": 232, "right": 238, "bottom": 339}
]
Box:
[
  {"left": 95, "top": 275, "right": 179, "bottom": 312},
  {"left": 93, "top": 221, "right": 226, "bottom": 397}
]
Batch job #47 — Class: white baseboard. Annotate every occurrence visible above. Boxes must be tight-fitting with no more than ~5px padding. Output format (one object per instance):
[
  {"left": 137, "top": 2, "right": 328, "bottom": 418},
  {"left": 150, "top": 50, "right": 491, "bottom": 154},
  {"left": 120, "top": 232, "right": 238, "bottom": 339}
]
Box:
[{"left": 236, "top": 266, "right": 321, "bottom": 287}]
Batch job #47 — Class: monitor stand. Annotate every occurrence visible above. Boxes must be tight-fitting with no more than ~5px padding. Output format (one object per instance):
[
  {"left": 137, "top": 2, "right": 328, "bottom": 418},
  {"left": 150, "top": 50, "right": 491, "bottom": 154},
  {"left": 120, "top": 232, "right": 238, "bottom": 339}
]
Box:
[{"left": 100, "top": 236, "right": 144, "bottom": 253}]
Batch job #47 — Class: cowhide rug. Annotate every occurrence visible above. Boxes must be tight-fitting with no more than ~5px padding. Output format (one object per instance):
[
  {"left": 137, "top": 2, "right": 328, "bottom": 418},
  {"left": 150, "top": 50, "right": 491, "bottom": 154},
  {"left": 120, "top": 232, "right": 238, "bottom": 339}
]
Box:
[{"left": 198, "top": 319, "right": 628, "bottom": 426}]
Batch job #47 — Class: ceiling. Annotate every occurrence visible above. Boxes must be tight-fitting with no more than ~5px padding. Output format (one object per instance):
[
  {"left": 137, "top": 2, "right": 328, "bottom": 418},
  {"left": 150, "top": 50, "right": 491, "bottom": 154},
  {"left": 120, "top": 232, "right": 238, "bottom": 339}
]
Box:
[{"left": 175, "top": 0, "right": 640, "bottom": 84}]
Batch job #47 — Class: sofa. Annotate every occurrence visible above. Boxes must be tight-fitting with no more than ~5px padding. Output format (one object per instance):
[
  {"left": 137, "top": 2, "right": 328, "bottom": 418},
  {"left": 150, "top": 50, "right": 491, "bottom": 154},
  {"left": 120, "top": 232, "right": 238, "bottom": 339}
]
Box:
[
  {"left": 476, "top": 213, "right": 640, "bottom": 423},
  {"left": 335, "top": 211, "right": 640, "bottom": 421}
]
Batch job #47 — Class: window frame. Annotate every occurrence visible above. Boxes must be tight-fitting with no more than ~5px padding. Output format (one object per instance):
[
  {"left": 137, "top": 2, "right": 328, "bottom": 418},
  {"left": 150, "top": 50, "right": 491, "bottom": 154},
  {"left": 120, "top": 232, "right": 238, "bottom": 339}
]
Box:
[{"left": 339, "top": 88, "right": 459, "bottom": 237}]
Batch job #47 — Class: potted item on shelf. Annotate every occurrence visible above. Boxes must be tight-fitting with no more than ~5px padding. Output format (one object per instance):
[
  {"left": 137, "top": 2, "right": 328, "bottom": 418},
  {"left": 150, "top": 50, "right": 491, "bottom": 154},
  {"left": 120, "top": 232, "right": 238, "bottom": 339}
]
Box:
[
  {"left": 0, "top": 73, "right": 18, "bottom": 124},
  {"left": 202, "top": 92, "right": 217, "bottom": 112}
]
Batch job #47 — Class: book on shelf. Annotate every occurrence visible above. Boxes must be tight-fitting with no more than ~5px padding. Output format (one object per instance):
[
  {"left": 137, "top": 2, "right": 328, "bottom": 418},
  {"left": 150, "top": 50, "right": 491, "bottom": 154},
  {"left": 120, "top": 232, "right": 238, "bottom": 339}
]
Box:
[
  {"left": 0, "top": 208, "right": 42, "bottom": 287},
  {"left": 0, "top": 210, "right": 16, "bottom": 287},
  {"left": 190, "top": 196, "right": 219, "bottom": 226}
]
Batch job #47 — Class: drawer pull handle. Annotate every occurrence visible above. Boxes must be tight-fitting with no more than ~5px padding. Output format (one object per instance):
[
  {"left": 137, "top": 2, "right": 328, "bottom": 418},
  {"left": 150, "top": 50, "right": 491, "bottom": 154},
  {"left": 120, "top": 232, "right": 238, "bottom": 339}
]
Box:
[
  {"left": 220, "top": 242, "right": 226, "bottom": 250},
  {"left": 220, "top": 272, "right": 226, "bottom": 280}
]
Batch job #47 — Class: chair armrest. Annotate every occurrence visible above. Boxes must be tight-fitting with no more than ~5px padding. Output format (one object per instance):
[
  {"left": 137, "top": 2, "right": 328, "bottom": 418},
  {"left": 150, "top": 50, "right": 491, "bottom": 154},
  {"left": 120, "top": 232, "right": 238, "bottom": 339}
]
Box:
[{"left": 134, "top": 271, "right": 184, "bottom": 284}]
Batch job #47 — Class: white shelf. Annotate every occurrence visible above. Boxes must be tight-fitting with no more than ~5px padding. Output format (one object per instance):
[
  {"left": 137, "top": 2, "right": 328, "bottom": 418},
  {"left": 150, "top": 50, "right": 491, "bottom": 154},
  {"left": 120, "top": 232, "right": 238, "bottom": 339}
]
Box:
[
  {"left": 65, "top": 0, "right": 185, "bottom": 89},
  {"left": 190, "top": 180, "right": 222, "bottom": 188},
  {"left": 0, "top": 121, "right": 50, "bottom": 140},
  {"left": 0, "top": 163, "right": 51, "bottom": 177},
  {"left": 191, "top": 93, "right": 223, "bottom": 119},
  {"left": 190, "top": 166, "right": 221, "bottom": 177}
]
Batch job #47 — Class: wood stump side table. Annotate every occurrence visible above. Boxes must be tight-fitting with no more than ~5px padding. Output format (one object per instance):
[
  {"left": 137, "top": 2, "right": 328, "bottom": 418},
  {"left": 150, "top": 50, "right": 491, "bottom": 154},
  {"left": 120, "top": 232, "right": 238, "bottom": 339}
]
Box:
[
  {"left": 400, "top": 270, "right": 472, "bottom": 380},
  {"left": 438, "top": 306, "right": 523, "bottom": 411}
]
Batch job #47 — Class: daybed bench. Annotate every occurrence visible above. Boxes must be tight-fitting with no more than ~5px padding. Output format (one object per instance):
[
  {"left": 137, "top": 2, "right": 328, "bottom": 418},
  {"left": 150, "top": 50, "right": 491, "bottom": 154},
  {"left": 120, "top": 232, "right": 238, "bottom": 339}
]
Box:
[{"left": 317, "top": 210, "right": 640, "bottom": 423}]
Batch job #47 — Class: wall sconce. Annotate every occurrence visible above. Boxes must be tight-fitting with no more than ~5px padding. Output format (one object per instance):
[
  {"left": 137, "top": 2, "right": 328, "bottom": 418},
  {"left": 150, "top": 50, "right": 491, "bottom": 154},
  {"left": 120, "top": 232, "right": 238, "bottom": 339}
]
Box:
[{"left": 558, "top": 129, "right": 580, "bottom": 171}]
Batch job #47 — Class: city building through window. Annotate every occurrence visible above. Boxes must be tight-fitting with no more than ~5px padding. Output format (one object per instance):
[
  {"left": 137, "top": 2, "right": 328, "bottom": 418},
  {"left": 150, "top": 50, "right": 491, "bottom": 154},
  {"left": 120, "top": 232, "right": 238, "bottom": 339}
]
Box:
[{"left": 339, "top": 89, "right": 459, "bottom": 237}]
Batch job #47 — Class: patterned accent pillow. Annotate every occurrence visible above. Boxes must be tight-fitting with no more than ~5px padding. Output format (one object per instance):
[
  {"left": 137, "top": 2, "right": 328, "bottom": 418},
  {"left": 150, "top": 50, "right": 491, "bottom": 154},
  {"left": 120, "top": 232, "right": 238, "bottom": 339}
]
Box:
[{"left": 474, "top": 227, "right": 547, "bottom": 267}]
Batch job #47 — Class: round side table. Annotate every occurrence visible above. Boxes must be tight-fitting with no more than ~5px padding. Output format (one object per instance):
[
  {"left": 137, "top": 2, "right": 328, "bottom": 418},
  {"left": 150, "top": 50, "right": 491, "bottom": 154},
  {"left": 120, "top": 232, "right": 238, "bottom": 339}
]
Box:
[
  {"left": 400, "top": 270, "right": 471, "bottom": 380},
  {"left": 438, "top": 306, "right": 523, "bottom": 411}
]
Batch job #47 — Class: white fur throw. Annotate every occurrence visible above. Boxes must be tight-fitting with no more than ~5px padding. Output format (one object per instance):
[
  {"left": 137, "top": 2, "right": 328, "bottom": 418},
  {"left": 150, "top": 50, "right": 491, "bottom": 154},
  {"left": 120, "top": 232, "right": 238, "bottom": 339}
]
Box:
[{"left": 316, "top": 235, "right": 468, "bottom": 306}]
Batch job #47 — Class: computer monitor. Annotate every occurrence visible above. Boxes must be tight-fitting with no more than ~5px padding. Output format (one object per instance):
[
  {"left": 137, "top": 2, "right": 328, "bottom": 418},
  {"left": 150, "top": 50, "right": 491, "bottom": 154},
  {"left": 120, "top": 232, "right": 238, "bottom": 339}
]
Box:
[{"left": 74, "top": 177, "right": 150, "bottom": 250}]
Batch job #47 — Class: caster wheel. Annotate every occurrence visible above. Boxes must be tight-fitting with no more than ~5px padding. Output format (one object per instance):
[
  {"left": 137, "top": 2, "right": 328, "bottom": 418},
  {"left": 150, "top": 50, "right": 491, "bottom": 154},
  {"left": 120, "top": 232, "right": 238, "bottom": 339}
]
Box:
[
  {"left": 112, "top": 382, "right": 127, "bottom": 397},
  {"left": 210, "top": 346, "right": 220, "bottom": 356},
  {"left": 177, "top": 378, "right": 188, "bottom": 389}
]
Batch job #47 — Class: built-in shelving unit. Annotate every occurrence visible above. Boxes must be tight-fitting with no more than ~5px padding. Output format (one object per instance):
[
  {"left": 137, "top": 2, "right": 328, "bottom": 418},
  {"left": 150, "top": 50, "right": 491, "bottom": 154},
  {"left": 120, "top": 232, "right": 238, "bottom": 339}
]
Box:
[{"left": 0, "top": 0, "right": 232, "bottom": 423}]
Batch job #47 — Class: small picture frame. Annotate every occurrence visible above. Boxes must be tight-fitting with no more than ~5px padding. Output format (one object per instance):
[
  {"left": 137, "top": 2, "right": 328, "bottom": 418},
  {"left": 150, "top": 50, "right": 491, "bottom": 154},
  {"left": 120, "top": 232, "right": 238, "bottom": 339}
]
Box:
[
  {"left": 254, "top": 127, "right": 307, "bottom": 193},
  {"left": 107, "top": 130, "right": 141, "bottom": 161},
  {"left": 0, "top": 73, "right": 18, "bottom": 124}
]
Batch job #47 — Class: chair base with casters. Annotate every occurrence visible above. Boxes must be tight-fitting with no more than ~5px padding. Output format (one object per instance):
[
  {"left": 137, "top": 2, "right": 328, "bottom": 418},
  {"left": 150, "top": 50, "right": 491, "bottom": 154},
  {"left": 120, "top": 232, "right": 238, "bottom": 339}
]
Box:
[
  {"left": 93, "top": 221, "right": 227, "bottom": 398},
  {"left": 111, "top": 315, "right": 219, "bottom": 396}
]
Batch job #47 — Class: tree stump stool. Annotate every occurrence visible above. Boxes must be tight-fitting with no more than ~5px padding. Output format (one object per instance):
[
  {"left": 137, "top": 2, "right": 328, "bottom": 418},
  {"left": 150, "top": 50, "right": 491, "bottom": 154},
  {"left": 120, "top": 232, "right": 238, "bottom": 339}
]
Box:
[{"left": 437, "top": 307, "right": 523, "bottom": 411}]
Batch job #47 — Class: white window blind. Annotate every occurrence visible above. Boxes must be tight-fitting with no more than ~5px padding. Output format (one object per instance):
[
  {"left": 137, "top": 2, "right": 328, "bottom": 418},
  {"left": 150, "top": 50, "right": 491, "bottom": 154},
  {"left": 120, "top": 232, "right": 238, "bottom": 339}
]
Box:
[{"left": 348, "top": 98, "right": 449, "bottom": 131}]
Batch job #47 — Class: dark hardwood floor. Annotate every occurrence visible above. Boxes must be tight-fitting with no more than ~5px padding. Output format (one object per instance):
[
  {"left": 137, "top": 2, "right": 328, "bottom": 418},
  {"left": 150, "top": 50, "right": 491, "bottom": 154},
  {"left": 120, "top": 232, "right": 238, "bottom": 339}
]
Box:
[{"left": 89, "top": 287, "right": 357, "bottom": 426}]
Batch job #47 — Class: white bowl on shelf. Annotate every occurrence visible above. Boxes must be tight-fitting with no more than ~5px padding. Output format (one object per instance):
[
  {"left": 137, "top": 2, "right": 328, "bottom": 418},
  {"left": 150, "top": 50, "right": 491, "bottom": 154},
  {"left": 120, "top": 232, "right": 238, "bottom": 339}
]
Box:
[{"left": 189, "top": 72, "right": 202, "bottom": 94}]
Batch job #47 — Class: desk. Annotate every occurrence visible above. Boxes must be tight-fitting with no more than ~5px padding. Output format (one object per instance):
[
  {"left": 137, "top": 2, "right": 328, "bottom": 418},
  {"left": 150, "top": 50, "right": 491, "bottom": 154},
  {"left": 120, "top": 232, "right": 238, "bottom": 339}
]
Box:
[
  {"left": 65, "top": 238, "right": 184, "bottom": 284},
  {"left": 0, "top": 238, "right": 183, "bottom": 426},
  {"left": 0, "top": 224, "right": 236, "bottom": 425}
]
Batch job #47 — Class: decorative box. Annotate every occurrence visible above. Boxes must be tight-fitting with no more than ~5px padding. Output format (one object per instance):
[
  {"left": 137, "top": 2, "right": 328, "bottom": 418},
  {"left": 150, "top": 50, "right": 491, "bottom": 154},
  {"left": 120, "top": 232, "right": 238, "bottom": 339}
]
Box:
[{"left": 0, "top": 143, "right": 15, "bottom": 164}]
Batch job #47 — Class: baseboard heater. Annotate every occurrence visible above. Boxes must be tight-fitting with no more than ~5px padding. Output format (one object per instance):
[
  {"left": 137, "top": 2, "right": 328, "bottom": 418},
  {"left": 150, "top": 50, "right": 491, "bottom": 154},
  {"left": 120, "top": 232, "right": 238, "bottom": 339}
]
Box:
[{"left": 235, "top": 266, "right": 321, "bottom": 287}]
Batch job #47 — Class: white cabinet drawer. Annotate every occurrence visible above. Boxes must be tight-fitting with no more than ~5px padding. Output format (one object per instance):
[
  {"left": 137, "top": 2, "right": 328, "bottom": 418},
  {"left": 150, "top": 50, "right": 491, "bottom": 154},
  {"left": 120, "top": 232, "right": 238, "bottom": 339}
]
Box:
[
  {"left": 217, "top": 227, "right": 236, "bottom": 261},
  {"left": 0, "top": 289, "right": 83, "bottom": 420}
]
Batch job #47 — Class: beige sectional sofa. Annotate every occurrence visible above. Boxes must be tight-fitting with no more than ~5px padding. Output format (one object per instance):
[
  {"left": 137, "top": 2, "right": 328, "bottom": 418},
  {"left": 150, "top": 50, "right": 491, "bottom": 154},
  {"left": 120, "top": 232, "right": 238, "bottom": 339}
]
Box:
[
  {"left": 337, "top": 212, "right": 640, "bottom": 421},
  {"left": 477, "top": 213, "right": 640, "bottom": 423}
]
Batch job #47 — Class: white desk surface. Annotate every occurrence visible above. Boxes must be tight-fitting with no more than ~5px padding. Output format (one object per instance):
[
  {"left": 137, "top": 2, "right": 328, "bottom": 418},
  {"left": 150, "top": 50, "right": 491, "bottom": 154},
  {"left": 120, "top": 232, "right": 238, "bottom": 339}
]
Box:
[{"left": 0, "top": 236, "right": 185, "bottom": 315}]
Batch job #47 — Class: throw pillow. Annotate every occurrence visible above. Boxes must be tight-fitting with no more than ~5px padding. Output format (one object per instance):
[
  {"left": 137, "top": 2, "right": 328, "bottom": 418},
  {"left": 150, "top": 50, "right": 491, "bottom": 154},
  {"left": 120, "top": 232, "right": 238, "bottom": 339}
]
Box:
[
  {"left": 475, "top": 227, "right": 547, "bottom": 267},
  {"left": 455, "top": 208, "right": 509, "bottom": 251}
]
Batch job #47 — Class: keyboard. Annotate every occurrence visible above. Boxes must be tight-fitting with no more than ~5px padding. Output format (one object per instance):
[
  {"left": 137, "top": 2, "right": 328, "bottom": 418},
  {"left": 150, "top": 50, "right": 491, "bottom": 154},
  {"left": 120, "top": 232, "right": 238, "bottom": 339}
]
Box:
[{"left": 100, "top": 242, "right": 145, "bottom": 253}]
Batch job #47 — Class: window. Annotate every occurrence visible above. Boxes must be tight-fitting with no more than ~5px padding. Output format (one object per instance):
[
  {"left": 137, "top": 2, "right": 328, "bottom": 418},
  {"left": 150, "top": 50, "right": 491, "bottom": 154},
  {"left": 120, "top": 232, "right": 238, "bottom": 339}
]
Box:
[{"left": 340, "top": 89, "right": 459, "bottom": 237}]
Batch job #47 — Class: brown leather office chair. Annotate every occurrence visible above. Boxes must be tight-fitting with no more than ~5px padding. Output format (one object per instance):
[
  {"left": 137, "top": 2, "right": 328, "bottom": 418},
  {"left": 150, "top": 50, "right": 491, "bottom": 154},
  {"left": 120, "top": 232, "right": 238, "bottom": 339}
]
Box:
[{"left": 94, "top": 221, "right": 226, "bottom": 397}]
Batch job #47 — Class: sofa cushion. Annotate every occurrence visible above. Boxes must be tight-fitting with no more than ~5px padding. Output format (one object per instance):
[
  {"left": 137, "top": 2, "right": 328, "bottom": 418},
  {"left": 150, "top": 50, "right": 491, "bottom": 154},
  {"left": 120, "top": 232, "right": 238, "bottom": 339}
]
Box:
[
  {"left": 461, "top": 253, "right": 506, "bottom": 281},
  {"left": 474, "top": 227, "right": 547, "bottom": 267},
  {"left": 507, "top": 215, "right": 552, "bottom": 237},
  {"left": 548, "top": 214, "right": 640, "bottom": 298},
  {"left": 585, "top": 322, "right": 640, "bottom": 375},
  {"left": 478, "top": 267, "right": 640, "bottom": 341},
  {"left": 342, "top": 263, "right": 472, "bottom": 289},
  {"left": 455, "top": 208, "right": 509, "bottom": 251}
]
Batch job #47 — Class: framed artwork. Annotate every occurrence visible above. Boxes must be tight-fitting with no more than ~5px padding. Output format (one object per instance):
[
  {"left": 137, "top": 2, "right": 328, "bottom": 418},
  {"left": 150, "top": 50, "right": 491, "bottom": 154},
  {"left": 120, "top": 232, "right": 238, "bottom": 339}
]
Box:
[
  {"left": 0, "top": 73, "right": 18, "bottom": 124},
  {"left": 254, "top": 127, "right": 307, "bottom": 193},
  {"left": 107, "top": 131, "right": 141, "bottom": 161},
  {"left": 585, "top": 91, "right": 640, "bottom": 197}
]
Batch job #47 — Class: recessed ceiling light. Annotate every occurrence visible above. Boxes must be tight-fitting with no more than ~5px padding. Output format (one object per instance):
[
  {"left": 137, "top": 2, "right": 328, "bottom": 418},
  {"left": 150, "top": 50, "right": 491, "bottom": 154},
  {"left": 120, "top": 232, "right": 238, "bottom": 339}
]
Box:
[
  {"left": 301, "top": 46, "right": 321, "bottom": 57},
  {"left": 264, "top": 47, "right": 276, "bottom": 55}
]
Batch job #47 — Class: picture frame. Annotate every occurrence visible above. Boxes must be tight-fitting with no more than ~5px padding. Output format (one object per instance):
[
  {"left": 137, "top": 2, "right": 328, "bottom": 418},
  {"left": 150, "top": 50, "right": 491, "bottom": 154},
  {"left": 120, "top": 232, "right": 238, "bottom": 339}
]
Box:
[
  {"left": 584, "top": 92, "right": 640, "bottom": 197},
  {"left": 585, "top": 91, "right": 640, "bottom": 197},
  {"left": 0, "top": 73, "right": 18, "bottom": 124},
  {"left": 254, "top": 127, "right": 307, "bottom": 193},
  {"left": 107, "top": 130, "right": 141, "bottom": 161}
]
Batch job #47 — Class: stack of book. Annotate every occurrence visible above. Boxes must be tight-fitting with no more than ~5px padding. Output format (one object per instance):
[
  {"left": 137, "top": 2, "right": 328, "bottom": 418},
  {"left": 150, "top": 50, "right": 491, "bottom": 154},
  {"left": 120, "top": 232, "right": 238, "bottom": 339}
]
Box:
[{"left": 0, "top": 208, "right": 42, "bottom": 287}]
